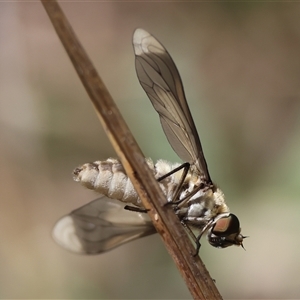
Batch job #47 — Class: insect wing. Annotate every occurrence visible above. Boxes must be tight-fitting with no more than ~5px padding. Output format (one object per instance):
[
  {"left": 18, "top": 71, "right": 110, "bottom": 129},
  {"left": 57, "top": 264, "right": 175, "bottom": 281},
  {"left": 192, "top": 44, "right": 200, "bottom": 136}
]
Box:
[
  {"left": 133, "top": 28, "right": 211, "bottom": 183},
  {"left": 52, "top": 195, "right": 156, "bottom": 254}
]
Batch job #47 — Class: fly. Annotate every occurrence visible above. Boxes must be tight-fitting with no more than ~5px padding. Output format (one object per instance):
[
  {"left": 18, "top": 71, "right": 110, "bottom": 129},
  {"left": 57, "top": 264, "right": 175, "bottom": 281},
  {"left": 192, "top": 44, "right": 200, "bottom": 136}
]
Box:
[{"left": 53, "top": 28, "right": 246, "bottom": 255}]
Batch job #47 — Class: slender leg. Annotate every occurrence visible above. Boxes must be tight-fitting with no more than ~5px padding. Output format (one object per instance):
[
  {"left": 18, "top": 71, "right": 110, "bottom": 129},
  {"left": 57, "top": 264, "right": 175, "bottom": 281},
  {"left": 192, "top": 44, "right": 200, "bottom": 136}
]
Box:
[
  {"left": 124, "top": 205, "right": 148, "bottom": 213},
  {"left": 157, "top": 162, "right": 190, "bottom": 204},
  {"left": 157, "top": 162, "right": 190, "bottom": 182},
  {"left": 124, "top": 162, "right": 189, "bottom": 212},
  {"left": 180, "top": 220, "right": 203, "bottom": 257},
  {"left": 175, "top": 182, "right": 205, "bottom": 207}
]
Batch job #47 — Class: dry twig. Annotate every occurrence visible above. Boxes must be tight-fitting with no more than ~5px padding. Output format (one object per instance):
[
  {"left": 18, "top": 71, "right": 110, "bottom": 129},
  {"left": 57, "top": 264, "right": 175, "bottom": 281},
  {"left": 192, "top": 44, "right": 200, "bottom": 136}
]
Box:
[{"left": 41, "top": 1, "right": 223, "bottom": 299}]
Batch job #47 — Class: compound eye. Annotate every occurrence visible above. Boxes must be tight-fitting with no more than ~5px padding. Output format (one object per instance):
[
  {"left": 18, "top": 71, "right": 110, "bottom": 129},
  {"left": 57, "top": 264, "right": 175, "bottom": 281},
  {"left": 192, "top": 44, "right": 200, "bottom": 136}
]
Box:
[
  {"left": 212, "top": 214, "right": 240, "bottom": 236},
  {"left": 207, "top": 214, "right": 243, "bottom": 248}
]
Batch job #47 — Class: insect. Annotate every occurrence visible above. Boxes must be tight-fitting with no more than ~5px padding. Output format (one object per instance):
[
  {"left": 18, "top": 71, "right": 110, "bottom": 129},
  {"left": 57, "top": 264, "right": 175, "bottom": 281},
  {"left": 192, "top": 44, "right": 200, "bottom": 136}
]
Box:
[{"left": 52, "top": 29, "right": 246, "bottom": 255}]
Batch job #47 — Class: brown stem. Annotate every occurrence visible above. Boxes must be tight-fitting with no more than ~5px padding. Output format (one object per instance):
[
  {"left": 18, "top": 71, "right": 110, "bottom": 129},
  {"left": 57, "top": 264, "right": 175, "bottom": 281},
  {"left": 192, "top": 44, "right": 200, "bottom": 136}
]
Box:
[{"left": 41, "top": 1, "right": 223, "bottom": 299}]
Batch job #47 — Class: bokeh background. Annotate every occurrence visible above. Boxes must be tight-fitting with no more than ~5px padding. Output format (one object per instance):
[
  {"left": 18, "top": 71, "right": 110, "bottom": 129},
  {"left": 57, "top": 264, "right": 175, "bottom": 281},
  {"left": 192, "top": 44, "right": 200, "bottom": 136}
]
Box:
[{"left": 1, "top": 2, "right": 300, "bottom": 299}]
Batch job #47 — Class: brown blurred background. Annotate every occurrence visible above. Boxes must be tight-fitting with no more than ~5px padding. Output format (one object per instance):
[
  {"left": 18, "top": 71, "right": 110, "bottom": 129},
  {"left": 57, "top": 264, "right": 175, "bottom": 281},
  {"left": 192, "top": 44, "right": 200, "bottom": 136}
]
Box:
[{"left": 1, "top": 2, "right": 300, "bottom": 299}]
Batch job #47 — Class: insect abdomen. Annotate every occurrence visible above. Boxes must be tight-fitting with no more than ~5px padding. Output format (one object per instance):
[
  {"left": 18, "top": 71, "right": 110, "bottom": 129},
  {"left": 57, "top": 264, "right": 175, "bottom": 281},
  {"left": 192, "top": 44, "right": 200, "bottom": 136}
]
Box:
[{"left": 73, "top": 158, "right": 156, "bottom": 207}]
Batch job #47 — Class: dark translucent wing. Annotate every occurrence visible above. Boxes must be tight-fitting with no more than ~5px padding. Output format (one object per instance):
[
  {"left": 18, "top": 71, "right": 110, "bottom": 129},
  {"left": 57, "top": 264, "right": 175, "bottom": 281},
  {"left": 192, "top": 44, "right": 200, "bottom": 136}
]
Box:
[
  {"left": 52, "top": 195, "right": 156, "bottom": 254},
  {"left": 133, "top": 29, "right": 212, "bottom": 183}
]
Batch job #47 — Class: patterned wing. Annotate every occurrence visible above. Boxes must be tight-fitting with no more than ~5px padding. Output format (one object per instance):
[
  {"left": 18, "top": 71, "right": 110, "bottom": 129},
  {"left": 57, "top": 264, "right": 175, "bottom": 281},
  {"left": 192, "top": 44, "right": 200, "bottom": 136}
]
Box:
[
  {"left": 133, "top": 28, "right": 212, "bottom": 183},
  {"left": 52, "top": 195, "right": 156, "bottom": 254}
]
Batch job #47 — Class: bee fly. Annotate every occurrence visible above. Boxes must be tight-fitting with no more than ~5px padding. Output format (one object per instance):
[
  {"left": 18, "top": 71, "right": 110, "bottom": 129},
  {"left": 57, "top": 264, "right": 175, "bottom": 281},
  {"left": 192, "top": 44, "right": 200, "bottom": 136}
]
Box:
[{"left": 52, "top": 29, "right": 246, "bottom": 255}]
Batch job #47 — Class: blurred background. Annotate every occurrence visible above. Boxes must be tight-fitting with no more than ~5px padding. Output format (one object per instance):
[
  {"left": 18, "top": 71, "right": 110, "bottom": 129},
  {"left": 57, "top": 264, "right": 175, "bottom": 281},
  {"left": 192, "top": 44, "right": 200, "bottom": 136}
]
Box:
[{"left": 1, "top": 2, "right": 300, "bottom": 299}]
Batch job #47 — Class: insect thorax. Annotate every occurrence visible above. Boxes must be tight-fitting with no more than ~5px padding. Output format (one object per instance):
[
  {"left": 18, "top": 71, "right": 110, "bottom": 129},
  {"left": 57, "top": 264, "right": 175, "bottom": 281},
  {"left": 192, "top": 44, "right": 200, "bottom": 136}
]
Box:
[{"left": 175, "top": 186, "right": 229, "bottom": 229}]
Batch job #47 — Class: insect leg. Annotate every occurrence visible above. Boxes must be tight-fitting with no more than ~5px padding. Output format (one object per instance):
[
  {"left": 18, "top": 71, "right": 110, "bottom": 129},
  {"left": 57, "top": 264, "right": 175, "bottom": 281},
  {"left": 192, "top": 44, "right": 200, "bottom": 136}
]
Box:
[
  {"left": 194, "top": 234, "right": 203, "bottom": 256},
  {"left": 192, "top": 219, "right": 215, "bottom": 255},
  {"left": 124, "top": 205, "right": 149, "bottom": 213},
  {"left": 174, "top": 182, "right": 206, "bottom": 207},
  {"left": 180, "top": 218, "right": 204, "bottom": 257},
  {"left": 158, "top": 162, "right": 190, "bottom": 204},
  {"left": 124, "top": 163, "right": 189, "bottom": 214},
  {"left": 157, "top": 162, "right": 190, "bottom": 182}
]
